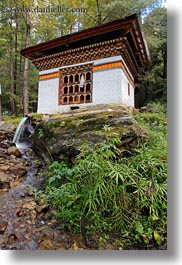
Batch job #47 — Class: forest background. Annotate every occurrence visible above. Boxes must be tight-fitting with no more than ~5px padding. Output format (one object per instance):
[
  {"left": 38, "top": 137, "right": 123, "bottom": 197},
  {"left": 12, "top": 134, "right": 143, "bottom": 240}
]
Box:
[{"left": 0, "top": 0, "right": 167, "bottom": 115}]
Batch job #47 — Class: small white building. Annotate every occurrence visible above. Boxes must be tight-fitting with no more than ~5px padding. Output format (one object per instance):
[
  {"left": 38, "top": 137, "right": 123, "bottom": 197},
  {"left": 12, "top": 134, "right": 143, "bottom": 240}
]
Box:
[{"left": 21, "top": 14, "right": 149, "bottom": 114}]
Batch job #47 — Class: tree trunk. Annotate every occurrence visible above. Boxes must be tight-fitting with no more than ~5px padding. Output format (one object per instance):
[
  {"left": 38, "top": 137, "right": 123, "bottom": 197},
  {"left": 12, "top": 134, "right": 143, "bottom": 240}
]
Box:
[
  {"left": 10, "top": 49, "right": 15, "bottom": 115},
  {"left": 23, "top": 56, "right": 29, "bottom": 115},
  {"left": 23, "top": 21, "right": 31, "bottom": 115},
  {"left": 96, "top": 0, "right": 102, "bottom": 25},
  {"left": 13, "top": 16, "right": 18, "bottom": 115}
]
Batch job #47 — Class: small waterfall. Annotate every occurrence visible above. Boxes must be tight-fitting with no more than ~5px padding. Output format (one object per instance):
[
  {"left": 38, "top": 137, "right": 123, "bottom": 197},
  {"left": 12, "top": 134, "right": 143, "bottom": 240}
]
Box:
[
  {"left": 13, "top": 116, "right": 53, "bottom": 163},
  {"left": 13, "top": 116, "right": 28, "bottom": 143},
  {"left": 13, "top": 116, "right": 34, "bottom": 154}
]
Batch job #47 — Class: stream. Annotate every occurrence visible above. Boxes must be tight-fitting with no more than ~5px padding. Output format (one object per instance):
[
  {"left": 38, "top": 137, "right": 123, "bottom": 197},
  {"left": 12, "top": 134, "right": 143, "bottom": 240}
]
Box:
[{"left": 0, "top": 119, "right": 86, "bottom": 250}]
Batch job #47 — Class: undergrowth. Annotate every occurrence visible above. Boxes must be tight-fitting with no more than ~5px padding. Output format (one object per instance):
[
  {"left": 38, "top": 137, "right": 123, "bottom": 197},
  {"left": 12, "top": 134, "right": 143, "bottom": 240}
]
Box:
[{"left": 37, "top": 105, "right": 167, "bottom": 249}]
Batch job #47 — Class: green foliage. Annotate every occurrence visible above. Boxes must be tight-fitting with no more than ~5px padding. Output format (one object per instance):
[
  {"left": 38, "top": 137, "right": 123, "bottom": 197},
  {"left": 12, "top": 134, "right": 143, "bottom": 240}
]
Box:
[
  {"left": 136, "top": 7, "right": 167, "bottom": 106},
  {"left": 146, "top": 102, "right": 167, "bottom": 113},
  {"left": 37, "top": 105, "right": 167, "bottom": 249},
  {"left": 47, "top": 161, "right": 74, "bottom": 187},
  {"left": 98, "top": 234, "right": 109, "bottom": 249},
  {"left": 2, "top": 115, "right": 23, "bottom": 130},
  {"left": 104, "top": 0, "right": 163, "bottom": 21},
  {"left": 37, "top": 128, "right": 45, "bottom": 139}
]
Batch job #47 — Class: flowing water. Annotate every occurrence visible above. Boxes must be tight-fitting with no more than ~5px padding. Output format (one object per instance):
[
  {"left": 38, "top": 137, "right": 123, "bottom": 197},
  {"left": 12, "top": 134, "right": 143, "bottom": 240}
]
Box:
[
  {"left": 0, "top": 118, "right": 47, "bottom": 249},
  {"left": 13, "top": 116, "right": 34, "bottom": 155},
  {"left": 0, "top": 119, "right": 85, "bottom": 249},
  {"left": 13, "top": 116, "right": 29, "bottom": 144}
]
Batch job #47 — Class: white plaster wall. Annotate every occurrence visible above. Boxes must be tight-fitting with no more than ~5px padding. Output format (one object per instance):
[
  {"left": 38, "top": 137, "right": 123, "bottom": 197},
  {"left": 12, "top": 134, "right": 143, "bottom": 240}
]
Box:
[
  {"left": 120, "top": 70, "right": 135, "bottom": 107},
  {"left": 93, "top": 68, "right": 134, "bottom": 107},
  {"left": 37, "top": 78, "right": 59, "bottom": 114},
  {"left": 93, "top": 68, "right": 122, "bottom": 105}
]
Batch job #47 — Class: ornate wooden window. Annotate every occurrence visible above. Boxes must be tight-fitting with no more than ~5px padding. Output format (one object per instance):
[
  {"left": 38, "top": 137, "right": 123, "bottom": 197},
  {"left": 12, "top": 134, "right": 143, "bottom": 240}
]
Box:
[
  {"left": 64, "top": 87, "right": 68, "bottom": 94},
  {"left": 59, "top": 64, "right": 93, "bottom": 105},
  {"left": 64, "top": 76, "right": 68, "bottom": 84}
]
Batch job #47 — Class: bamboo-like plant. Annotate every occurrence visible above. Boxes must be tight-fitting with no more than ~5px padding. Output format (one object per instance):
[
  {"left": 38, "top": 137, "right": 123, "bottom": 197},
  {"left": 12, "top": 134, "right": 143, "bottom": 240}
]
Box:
[{"left": 39, "top": 106, "right": 167, "bottom": 248}]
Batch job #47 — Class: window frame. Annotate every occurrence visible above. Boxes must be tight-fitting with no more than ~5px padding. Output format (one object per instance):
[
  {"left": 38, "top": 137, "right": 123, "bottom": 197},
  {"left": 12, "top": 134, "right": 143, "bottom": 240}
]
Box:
[{"left": 59, "top": 64, "right": 93, "bottom": 106}]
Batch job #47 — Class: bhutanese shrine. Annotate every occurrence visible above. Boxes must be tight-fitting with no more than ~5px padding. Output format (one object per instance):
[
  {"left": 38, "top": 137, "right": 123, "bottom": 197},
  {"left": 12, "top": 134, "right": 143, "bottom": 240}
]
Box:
[{"left": 21, "top": 14, "right": 150, "bottom": 114}]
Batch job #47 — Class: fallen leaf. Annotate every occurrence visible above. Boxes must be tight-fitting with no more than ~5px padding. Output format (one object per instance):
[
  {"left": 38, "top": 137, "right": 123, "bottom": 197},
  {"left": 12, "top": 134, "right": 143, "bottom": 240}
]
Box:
[
  {"left": 36, "top": 205, "right": 48, "bottom": 213},
  {"left": 16, "top": 209, "right": 27, "bottom": 217},
  {"left": 0, "top": 221, "right": 8, "bottom": 234},
  {"left": 23, "top": 201, "right": 37, "bottom": 210},
  {"left": 154, "top": 231, "right": 162, "bottom": 245},
  {"left": 9, "top": 181, "right": 20, "bottom": 188},
  {"left": 71, "top": 242, "right": 79, "bottom": 250},
  {"left": 141, "top": 234, "right": 147, "bottom": 240}
]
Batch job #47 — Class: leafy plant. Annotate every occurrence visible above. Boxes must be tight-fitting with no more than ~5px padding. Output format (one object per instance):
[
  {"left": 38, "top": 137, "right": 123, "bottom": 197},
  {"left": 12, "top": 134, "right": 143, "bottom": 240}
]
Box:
[
  {"left": 37, "top": 128, "right": 45, "bottom": 139},
  {"left": 38, "top": 105, "right": 167, "bottom": 249}
]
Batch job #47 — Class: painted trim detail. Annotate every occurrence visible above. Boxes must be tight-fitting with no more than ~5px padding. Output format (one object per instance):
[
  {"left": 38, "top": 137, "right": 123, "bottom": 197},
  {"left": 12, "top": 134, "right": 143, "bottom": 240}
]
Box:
[
  {"left": 93, "top": 61, "right": 122, "bottom": 71},
  {"left": 39, "top": 60, "right": 135, "bottom": 87},
  {"left": 39, "top": 72, "right": 59, "bottom": 80}
]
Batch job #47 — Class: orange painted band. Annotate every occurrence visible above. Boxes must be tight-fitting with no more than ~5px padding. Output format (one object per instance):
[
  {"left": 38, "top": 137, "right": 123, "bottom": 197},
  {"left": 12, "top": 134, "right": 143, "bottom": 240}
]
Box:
[
  {"left": 39, "top": 72, "right": 59, "bottom": 80},
  {"left": 39, "top": 61, "right": 135, "bottom": 86}
]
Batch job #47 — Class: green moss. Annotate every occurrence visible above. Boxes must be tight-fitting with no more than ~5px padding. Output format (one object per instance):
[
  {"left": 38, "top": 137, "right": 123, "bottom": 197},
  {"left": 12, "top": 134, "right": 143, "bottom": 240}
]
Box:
[{"left": 32, "top": 105, "right": 145, "bottom": 164}]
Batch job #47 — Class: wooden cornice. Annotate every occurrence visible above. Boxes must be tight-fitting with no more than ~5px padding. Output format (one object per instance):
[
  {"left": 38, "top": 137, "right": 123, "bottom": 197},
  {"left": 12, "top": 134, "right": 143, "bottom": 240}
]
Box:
[{"left": 21, "top": 14, "right": 150, "bottom": 72}]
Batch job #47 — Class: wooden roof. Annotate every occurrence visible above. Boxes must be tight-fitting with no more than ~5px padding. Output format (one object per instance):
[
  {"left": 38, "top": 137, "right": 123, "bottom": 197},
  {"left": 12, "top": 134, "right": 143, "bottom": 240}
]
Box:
[{"left": 21, "top": 14, "right": 149, "bottom": 72}]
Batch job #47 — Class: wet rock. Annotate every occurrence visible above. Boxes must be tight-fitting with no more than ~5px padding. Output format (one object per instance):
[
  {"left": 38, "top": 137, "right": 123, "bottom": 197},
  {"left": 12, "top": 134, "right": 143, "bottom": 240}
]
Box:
[
  {"left": 7, "top": 234, "right": 18, "bottom": 244},
  {"left": 0, "top": 221, "right": 8, "bottom": 234},
  {"left": 7, "top": 146, "right": 21, "bottom": 157},
  {"left": 39, "top": 227, "right": 54, "bottom": 241},
  {"left": 11, "top": 163, "right": 27, "bottom": 178},
  {"left": 25, "top": 239, "right": 39, "bottom": 250},
  {"left": 39, "top": 239, "right": 55, "bottom": 250},
  {"left": 0, "top": 147, "right": 7, "bottom": 155},
  {"left": 0, "top": 172, "right": 8, "bottom": 183},
  {"left": 0, "top": 165, "right": 10, "bottom": 172}
]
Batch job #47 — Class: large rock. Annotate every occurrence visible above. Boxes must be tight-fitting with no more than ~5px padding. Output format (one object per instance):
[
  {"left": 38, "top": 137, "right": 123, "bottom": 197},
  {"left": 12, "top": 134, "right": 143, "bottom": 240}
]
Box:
[
  {"left": 0, "top": 172, "right": 8, "bottom": 183},
  {"left": 33, "top": 105, "right": 147, "bottom": 163},
  {"left": 7, "top": 146, "right": 21, "bottom": 157}
]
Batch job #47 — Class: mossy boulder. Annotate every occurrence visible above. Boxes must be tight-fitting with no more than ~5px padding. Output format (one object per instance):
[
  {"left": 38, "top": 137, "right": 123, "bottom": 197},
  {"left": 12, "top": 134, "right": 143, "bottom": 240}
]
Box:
[{"left": 33, "top": 105, "right": 147, "bottom": 163}]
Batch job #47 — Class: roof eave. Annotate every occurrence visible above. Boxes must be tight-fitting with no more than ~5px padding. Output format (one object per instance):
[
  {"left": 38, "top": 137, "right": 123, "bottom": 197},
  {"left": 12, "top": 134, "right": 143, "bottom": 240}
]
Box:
[{"left": 20, "top": 14, "right": 139, "bottom": 60}]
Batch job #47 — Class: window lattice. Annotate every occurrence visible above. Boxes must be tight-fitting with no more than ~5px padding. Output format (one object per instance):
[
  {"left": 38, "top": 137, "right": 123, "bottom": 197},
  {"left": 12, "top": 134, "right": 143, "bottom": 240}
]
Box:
[{"left": 59, "top": 64, "right": 93, "bottom": 105}]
